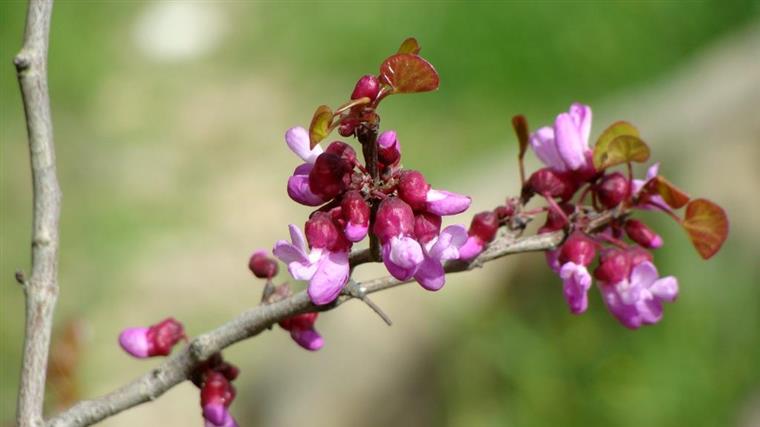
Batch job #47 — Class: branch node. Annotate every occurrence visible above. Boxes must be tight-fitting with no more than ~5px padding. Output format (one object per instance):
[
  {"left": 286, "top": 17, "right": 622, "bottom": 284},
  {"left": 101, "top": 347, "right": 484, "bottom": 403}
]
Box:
[
  {"left": 13, "top": 53, "right": 31, "bottom": 71},
  {"left": 15, "top": 270, "right": 28, "bottom": 286}
]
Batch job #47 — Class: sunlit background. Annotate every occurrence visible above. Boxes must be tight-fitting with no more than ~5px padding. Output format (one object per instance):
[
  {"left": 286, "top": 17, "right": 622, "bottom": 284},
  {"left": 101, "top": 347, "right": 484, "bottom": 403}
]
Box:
[{"left": 2, "top": 2, "right": 759, "bottom": 426}]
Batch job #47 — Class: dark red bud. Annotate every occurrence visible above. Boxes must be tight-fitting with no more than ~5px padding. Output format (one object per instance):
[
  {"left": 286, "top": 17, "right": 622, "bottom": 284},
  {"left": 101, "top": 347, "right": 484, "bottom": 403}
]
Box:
[
  {"left": 539, "top": 203, "right": 574, "bottom": 234},
  {"left": 626, "top": 246, "right": 654, "bottom": 267},
  {"left": 373, "top": 197, "right": 415, "bottom": 243},
  {"left": 351, "top": 75, "right": 381, "bottom": 101},
  {"left": 597, "top": 172, "right": 630, "bottom": 209},
  {"left": 338, "top": 122, "right": 355, "bottom": 137},
  {"left": 308, "top": 152, "right": 352, "bottom": 200},
  {"left": 594, "top": 249, "right": 631, "bottom": 284},
  {"left": 341, "top": 191, "right": 370, "bottom": 227},
  {"left": 414, "top": 212, "right": 442, "bottom": 244},
  {"left": 624, "top": 219, "right": 663, "bottom": 249},
  {"left": 558, "top": 232, "right": 597, "bottom": 266},
  {"left": 147, "top": 318, "right": 185, "bottom": 357},
  {"left": 325, "top": 141, "right": 357, "bottom": 165},
  {"left": 528, "top": 168, "right": 575, "bottom": 200},
  {"left": 305, "top": 212, "right": 347, "bottom": 251},
  {"left": 200, "top": 372, "right": 235, "bottom": 408},
  {"left": 279, "top": 312, "right": 318, "bottom": 331},
  {"left": 377, "top": 131, "right": 401, "bottom": 167},
  {"left": 397, "top": 170, "right": 430, "bottom": 211},
  {"left": 469, "top": 211, "right": 499, "bottom": 243},
  {"left": 248, "top": 251, "right": 278, "bottom": 279}
]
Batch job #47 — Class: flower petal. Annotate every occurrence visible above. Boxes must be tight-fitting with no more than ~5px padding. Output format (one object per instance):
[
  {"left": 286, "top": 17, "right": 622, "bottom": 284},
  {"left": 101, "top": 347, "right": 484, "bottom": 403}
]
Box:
[
  {"left": 203, "top": 404, "right": 227, "bottom": 426},
  {"left": 118, "top": 327, "right": 150, "bottom": 358},
  {"left": 429, "top": 224, "right": 468, "bottom": 261},
  {"left": 290, "top": 328, "right": 324, "bottom": 351},
  {"left": 458, "top": 236, "right": 484, "bottom": 261},
  {"left": 649, "top": 275, "right": 679, "bottom": 302},
  {"left": 286, "top": 126, "right": 323, "bottom": 163},
  {"left": 559, "top": 262, "right": 592, "bottom": 314},
  {"left": 344, "top": 222, "right": 368, "bottom": 242},
  {"left": 308, "top": 251, "right": 349, "bottom": 305},
  {"left": 382, "top": 237, "right": 424, "bottom": 280},
  {"left": 569, "top": 102, "right": 592, "bottom": 148},
  {"left": 287, "top": 169, "right": 326, "bottom": 206},
  {"left": 289, "top": 224, "right": 308, "bottom": 254},
  {"left": 630, "top": 261, "right": 658, "bottom": 289},
  {"left": 554, "top": 112, "right": 587, "bottom": 170},
  {"left": 414, "top": 254, "right": 446, "bottom": 291},
  {"left": 530, "top": 126, "right": 566, "bottom": 171},
  {"left": 425, "top": 189, "right": 471, "bottom": 216}
]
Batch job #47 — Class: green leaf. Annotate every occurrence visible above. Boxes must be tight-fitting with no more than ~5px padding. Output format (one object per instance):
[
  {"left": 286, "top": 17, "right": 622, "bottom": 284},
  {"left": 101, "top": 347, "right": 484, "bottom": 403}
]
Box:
[
  {"left": 512, "top": 115, "right": 529, "bottom": 159},
  {"left": 594, "top": 135, "right": 650, "bottom": 170},
  {"left": 682, "top": 198, "right": 729, "bottom": 259},
  {"left": 309, "top": 105, "right": 333, "bottom": 148},
  {"left": 593, "top": 121, "right": 640, "bottom": 169},
  {"left": 397, "top": 37, "right": 421, "bottom": 55},
  {"left": 379, "top": 54, "right": 440, "bottom": 94},
  {"left": 641, "top": 175, "right": 690, "bottom": 209}
]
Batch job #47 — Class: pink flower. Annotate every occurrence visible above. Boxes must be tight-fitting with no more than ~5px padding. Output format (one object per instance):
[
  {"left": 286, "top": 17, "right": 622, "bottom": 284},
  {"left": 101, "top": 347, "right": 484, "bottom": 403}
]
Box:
[
  {"left": 273, "top": 221, "right": 350, "bottom": 306},
  {"left": 285, "top": 126, "right": 322, "bottom": 164},
  {"left": 279, "top": 312, "right": 324, "bottom": 351},
  {"left": 459, "top": 211, "right": 500, "bottom": 261},
  {"left": 554, "top": 233, "right": 597, "bottom": 314},
  {"left": 374, "top": 197, "right": 425, "bottom": 281},
  {"left": 118, "top": 317, "right": 185, "bottom": 358},
  {"left": 598, "top": 258, "right": 679, "bottom": 329},
  {"left": 201, "top": 372, "right": 238, "bottom": 427},
  {"left": 529, "top": 103, "right": 592, "bottom": 172},
  {"left": 414, "top": 225, "right": 468, "bottom": 290}
]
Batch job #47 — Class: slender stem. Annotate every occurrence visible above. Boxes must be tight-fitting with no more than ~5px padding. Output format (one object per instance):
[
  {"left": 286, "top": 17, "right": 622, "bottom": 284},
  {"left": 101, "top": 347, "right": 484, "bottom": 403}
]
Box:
[
  {"left": 357, "top": 124, "right": 381, "bottom": 261},
  {"left": 14, "top": 1, "right": 61, "bottom": 426}
]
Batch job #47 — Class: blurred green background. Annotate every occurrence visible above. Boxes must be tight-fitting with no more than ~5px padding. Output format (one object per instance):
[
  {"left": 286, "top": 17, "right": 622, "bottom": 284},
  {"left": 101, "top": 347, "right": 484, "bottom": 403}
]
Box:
[{"left": 2, "top": 1, "right": 759, "bottom": 426}]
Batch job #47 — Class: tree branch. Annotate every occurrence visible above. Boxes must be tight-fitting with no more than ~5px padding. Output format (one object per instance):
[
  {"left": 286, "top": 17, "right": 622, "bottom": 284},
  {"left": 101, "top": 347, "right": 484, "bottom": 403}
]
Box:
[
  {"left": 14, "top": 1, "right": 61, "bottom": 427},
  {"left": 44, "top": 209, "right": 618, "bottom": 427}
]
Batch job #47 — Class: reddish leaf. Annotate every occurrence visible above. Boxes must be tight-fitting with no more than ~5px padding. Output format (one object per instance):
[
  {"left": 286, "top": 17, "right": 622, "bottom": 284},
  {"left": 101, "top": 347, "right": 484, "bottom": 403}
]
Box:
[
  {"left": 512, "top": 115, "right": 529, "bottom": 159},
  {"left": 397, "top": 37, "right": 421, "bottom": 55},
  {"left": 593, "top": 121, "right": 639, "bottom": 169},
  {"left": 379, "top": 54, "right": 440, "bottom": 94},
  {"left": 642, "top": 175, "right": 690, "bottom": 209},
  {"left": 682, "top": 198, "right": 729, "bottom": 259},
  {"left": 594, "top": 134, "right": 650, "bottom": 170},
  {"left": 309, "top": 105, "right": 333, "bottom": 148}
]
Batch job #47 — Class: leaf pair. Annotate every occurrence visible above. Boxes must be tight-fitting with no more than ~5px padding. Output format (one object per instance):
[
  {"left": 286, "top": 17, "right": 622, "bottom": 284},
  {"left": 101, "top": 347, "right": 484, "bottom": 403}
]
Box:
[{"left": 592, "top": 121, "right": 650, "bottom": 170}]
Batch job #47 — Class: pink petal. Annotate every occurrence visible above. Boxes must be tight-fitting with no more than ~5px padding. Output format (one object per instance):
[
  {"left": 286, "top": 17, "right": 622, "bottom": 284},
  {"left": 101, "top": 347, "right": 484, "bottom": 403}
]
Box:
[
  {"left": 288, "top": 224, "right": 308, "bottom": 254},
  {"left": 382, "top": 237, "right": 424, "bottom": 280},
  {"left": 425, "top": 189, "right": 471, "bottom": 216},
  {"left": 290, "top": 328, "right": 324, "bottom": 351},
  {"left": 288, "top": 171, "right": 326, "bottom": 206},
  {"left": 630, "top": 261, "right": 658, "bottom": 289},
  {"left": 118, "top": 327, "right": 150, "bottom": 358},
  {"left": 649, "top": 276, "right": 678, "bottom": 302},
  {"left": 554, "top": 112, "right": 587, "bottom": 171},
  {"left": 414, "top": 254, "right": 446, "bottom": 291},
  {"left": 545, "top": 249, "right": 561, "bottom": 274},
  {"left": 530, "top": 126, "right": 566, "bottom": 171},
  {"left": 569, "top": 102, "right": 592, "bottom": 148},
  {"left": 429, "top": 224, "right": 468, "bottom": 261},
  {"left": 559, "top": 262, "right": 592, "bottom": 314},
  {"left": 344, "top": 222, "right": 368, "bottom": 242},
  {"left": 203, "top": 404, "right": 227, "bottom": 426},
  {"left": 286, "top": 126, "right": 322, "bottom": 163},
  {"left": 308, "top": 251, "right": 349, "bottom": 305},
  {"left": 458, "top": 236, "right": 484, "bottom": 261}
]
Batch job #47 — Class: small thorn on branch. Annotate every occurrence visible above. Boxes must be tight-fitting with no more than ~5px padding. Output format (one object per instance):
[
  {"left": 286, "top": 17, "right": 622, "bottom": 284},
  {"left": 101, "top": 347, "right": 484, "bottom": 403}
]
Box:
[{"left": 15, "top": 270, "right": 27, "bottom": 286}]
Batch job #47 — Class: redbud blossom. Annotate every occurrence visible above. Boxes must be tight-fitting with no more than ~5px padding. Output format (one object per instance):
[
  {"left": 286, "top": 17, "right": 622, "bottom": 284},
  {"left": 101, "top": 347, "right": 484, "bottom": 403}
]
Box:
[
  {"left": 341, "top": 191, "right": 370, "bottom": 242},
  {"left": 458, "top": 211, "right": 499, "bottom": 261},
  {"left": 594, "top": 248, "right": 631, "bottom": 285},
  {"left": 351, "top": 75, "right": 381, "bottom": 101},
  {"left": 308, "top": 152, "right": 353, "bottom": 200},
  {"left": 375, "top": 197, "right": 424, "bottom": 280},
  {"left": 529, "top": 103, "right": 592, "bottom": 172},
  {"left": 625, "top": 219, "right": 663, "bottom": 249},
  {"left": 248, "top": 250, "right": 278, "bottom": 279},
  {"left": 377, "top": 130, "right": 401, "bottom": 167},
  {"left": 279, "top": 312, "right": 324, "bottom": 351},
  {"left": 398, "top": 170, "right": 430, "bottom": 210},
  {"left": 201, "top": 372, "right": 238, "bottom": 427},
  {"left": 555, "top": 233, "right": 597, "bottom": 314},
  {"left": 597, "top": 172, "right": 630, "bottom": 209},
  {"left": 414, "top": 212, "right": 442, "bottom": 244},
  {"left": 119, "top": 317, "right": 185, "bottom": 358}
]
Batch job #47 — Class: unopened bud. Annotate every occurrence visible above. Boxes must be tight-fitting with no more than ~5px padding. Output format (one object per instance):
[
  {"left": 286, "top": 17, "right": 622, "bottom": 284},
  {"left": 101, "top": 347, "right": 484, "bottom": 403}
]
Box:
[
  {"left": 351, "top": 75, "right": 381, "bottom": 101},
  {"left": 558, "top": 233, "right": 597, "bottom": 266},
  {"left": 305, "top": 212, "right": 347, "bottom": 251},
  {"left": 341, "top": 191, "right": 370, "bottom": 242},
  {"left": 377, "top": 130, "right": 401, "bottom": 167},
  {"left": 414, "top": 212, "right": 442, "bottom": 244},
  {"left": 248, "top": 250, "right": 278, "bottom": 279},
  {"left": 597, "top": 172, "right": 630, "bottom": 209},
  {"left": 308, "top": 152, "right": 352, "bottom": 200},
  {"left": 624, "top": 219, "right": 663, "bottom": 249},
  {"left": 527, "top": 168, "right": 575, "bottom": 200},
  {"left": 397, "top": 170, "right": 430, "bottom": 210},
  {"left": 469, "top": 211, "right": 499, "bottom": 243},
  {"left": 594, "top": 249, "right": 631, "bottom": 284},
  {"left": 374, "top": 197, "right": 415, "bottom": 243}
]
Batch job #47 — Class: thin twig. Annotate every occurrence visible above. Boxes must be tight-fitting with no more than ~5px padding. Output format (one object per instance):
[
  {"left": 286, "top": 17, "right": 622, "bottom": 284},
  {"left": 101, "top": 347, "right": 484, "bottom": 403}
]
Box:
[{"left": 14, "top": 1, "right": 61, "bottom": 427}]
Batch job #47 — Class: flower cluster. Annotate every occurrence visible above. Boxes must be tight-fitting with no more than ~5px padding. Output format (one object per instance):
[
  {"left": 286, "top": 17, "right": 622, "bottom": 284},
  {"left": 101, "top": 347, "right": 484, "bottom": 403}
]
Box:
[{"left": 516, "top": 103, "right": 727, "bottom": 328}]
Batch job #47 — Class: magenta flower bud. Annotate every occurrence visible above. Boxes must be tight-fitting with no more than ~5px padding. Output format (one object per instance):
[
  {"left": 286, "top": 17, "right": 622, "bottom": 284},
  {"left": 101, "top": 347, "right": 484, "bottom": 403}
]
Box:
[
  {"left": 325, "top": 141, "right": 357, "bottom": 165},
  {"left": 469, "top": 211, "right": 499, "bottom": 244},
  {"left": 350, "top": 74, "right": 381, "bottom": 101},
  {"left": 308, "top": 152, "right": 352, "bottom": 200},
  {"left": 338, "top": 120, "right": 357, "bottom": 137},
  {"left": 627, "top": 246, "right": 654, "bottom": 266},
  {"left": 624, "top": 219, "right": 663, "bottom": 249},
  {"left": 287, "top": 163, "right": 327, "bottom": 207},
  {"left": 538, "top": 203, "right": 574, "bottom": 233},
  {"left": 414, "top": 212, "right": 442, "bottom": 244},
  {"left": 528, "top": 168, "right": 575, "bottom": 200},
  {"left": 248, "top": 250, "right": 278, "bottom": 279},
  {"left": 377, "top": 130, "right": 401, "bottom": 167},
  {"left": 594, "top": 249, "right": 631, "bottom": 284},
  {"left": 374, "top": 197, "right": 415, "bottom": 243},
  {"left": 305, "top": 212, "right": 347, "bottom": 252},
  {"left": 341, "top": 191, "right": 370, "bottom": 242},
  {"left": 279, "top": 312, "right": 324, "bottom": 351},
  {"left": 558, "top": 233, "right": 597, "bottom": 266},
  {"left": 397, "top": 170, "right": 430, "bottom": 211},
  {"left": 119, "top": 317, "right": 185, "bottom": 358},
  {"left": 201, "top": 372, "right": 237, "bottom": 427},
  {"left": 597, "top": 172, "right": 630, "bottom": 209},
  {"left": 425, "top": 189, "right": 471, "bottom": 216}
]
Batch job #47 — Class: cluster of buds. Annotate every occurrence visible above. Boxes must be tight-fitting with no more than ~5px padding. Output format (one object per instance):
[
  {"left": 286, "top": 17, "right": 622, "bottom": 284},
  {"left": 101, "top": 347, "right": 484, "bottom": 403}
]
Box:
[
  {"left": 249, "top": 250, "right": 325, "bottom": 351},
  {"left": 191, "top": 353, "right": 240, "bottom": 427},
  {"left": 517, "top": 103, "right": 727, "bottom": 329},
  {"left": 275, "top": 38, "right": 473, "bottom": 304}
]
